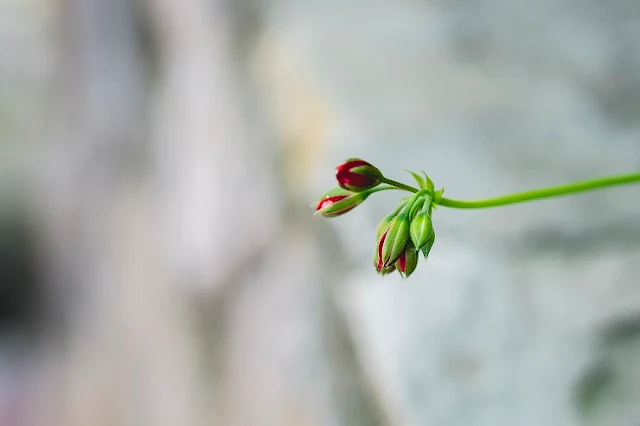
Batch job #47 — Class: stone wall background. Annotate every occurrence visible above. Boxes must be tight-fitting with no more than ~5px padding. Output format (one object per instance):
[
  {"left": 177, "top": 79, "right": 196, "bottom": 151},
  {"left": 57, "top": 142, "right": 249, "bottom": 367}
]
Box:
[{"left": 0, "top": 0, "right": 639, "bottom": 425}]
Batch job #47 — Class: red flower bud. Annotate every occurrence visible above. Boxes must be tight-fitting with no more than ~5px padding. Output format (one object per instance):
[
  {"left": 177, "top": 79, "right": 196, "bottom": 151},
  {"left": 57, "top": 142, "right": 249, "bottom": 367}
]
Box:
[
  {"left": 373, "top": 234, "right": 397, "bottom": 275},
  {"left": 316, "top": 195, "right": 354, "bottom": 217},
  {"left": 373, "top": 246, "right": 396, "bottom": 275},
  {"left": 381, "top": 264, "right": 396, "bottom": 275},
  {"left": 376, "top": 229, "right": 388, "bottom": 270},
  {"left": 397, "top": 250, "right": 406, "bottom": 273},
  {"left": 336, "top": 159, "right": 382, "bottom": 192},
  {"left": 315, "top": 188, "right": 369, "bottom": 218},
  {"left": 396, "top": 244, "right": 418, "bottom": 278}
]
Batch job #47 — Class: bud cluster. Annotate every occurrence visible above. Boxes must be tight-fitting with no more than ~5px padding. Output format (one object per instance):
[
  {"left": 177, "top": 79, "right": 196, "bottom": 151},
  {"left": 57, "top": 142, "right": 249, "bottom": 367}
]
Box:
[
  {"left": 373, "top": 191, "right": 435, "bottom": 278},
  {"left": 315, "top": 158, "right": 440, "bottom": 279}
]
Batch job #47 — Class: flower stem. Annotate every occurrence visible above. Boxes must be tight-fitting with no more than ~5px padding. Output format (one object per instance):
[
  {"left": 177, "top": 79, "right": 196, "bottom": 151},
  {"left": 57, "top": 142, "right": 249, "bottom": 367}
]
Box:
[
  {"left": 438, "top": 171, "right": 640, "bottom": 209},
  {"left": 382, "top": 178, "right": 420, "bottom": 193},
  {"left": 367, "top": 184, "right": 408, "bottom": 194}
]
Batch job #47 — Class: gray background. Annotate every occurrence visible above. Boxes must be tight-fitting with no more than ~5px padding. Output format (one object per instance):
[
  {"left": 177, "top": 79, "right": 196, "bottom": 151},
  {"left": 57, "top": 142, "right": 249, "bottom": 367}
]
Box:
[{"left": 0, "top": 0, "right": 639, "bottom": 425}]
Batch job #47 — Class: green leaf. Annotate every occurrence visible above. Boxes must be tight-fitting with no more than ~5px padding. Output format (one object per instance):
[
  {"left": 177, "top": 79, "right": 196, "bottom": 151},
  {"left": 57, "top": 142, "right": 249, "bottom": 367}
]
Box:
[
  {"left": 422, "top": 171, "right": 435, "bottom": 193},
  {"left": 406, "top": 170, "right": 426, "bottom": 190}
]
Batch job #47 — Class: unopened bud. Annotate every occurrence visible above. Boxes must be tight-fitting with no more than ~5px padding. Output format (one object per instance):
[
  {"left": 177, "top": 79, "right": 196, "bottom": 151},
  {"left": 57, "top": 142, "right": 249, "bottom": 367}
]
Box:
[
  {"left": 397, "top": 244, "right": 418, "bottom": 278},
  {"left": 315, "top": 188, "right": 368, "bottom": 218},
  {"left": 410, "top": 212, "right": 433, "bottom": 250},
  {"left": 420, "top": 230, "right": 436, "bottom": 260},
  {"left": 336, "top": 158, "right": 383, "bottom": 192},
  {"left": 378, "top": 215, "right": 410, "bottom": 268}
]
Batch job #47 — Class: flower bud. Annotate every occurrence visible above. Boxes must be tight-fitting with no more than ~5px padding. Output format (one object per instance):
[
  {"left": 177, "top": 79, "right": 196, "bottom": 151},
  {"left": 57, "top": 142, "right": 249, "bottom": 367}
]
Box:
[
  {"left": 376, "top": 215, "right": 394, "bottom": 241},
  {"left": 397, "top": 245, "right": 418, "bottom": 278},
  {"left": 336, "top": 158, "right": 382, "bottom": 192},
  {"left": 420, "top": 230, "right": 436, "bottom": 260},
  {"left": 378, "top": 215, "right": 409, "bottom": 267},
  {"left": 315, "top": 188, "right": 368, "bottom": 218},
  {"left": 375, "top": 230, "right": 387, "bottom": 270},
  {"left": 410, "top": 212, "right": 433, "bottom": 250},
  {"left": 381, "top": 264, "right": 397, "bottom": 275},
  {"left": 376, "top": 199, "right": 410, "bottom": 240},
  {"left": 373, "top": 249, "right": 396, "bottom": 275}
]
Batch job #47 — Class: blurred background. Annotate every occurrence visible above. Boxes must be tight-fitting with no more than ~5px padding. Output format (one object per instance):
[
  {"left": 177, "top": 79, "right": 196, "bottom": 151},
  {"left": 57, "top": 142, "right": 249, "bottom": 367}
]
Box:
[{"left": 1, "top": 0, "right": 640, "bottom": 425}]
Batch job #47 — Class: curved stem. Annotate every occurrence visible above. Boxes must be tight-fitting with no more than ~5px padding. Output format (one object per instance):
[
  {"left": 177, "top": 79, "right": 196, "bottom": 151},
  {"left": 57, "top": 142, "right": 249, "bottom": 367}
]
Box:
[
  {"left": 382, "top": 178, "right": 420, "bottom": 193},
  {"left": 366, "top": 184, "right": 407, "bottom": 195},
  {"left": 438, "top": 171, "right": 640, "bottom": 209}
]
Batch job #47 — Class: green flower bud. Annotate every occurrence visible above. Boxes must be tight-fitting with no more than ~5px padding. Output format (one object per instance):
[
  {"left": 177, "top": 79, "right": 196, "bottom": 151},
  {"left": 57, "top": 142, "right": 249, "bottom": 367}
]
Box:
[
  {"left": 397, "top": 244, "right": 419, "bottom": 278},
  {"left": 410, "top": 212, "right": 433, "bottom": 250},
  {"left": 376, "top": 215, "right": 394, "bottom": 241},
  {"left": 381, "top": 265, "right": 396, "bottom": 275},
  {"left": 375, "top": 199, "right": 409, "bottom": 240},
  {"left": 420, "top": 229, "right": 436, "bottom": 260},
  {"left": 373, "top": 244, "right": 397, "bottom": 275},
  {"left": 378, "top": 215, "right": 410, "bottom": 268}
]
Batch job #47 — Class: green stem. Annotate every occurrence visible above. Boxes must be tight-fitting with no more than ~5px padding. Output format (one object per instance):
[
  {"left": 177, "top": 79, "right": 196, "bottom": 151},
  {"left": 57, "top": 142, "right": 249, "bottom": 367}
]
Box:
[
  {"left": 382, "top": 178, "right": 420, "bottom": 193},
  {"left": 365, "top": 184, "right": 407, "bottom": 195},
  {"left": 438, "top": 171, "right": 640, "bottom": 209}
]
